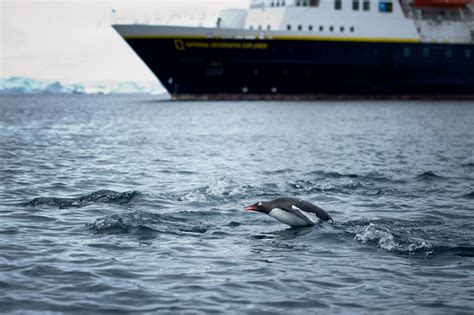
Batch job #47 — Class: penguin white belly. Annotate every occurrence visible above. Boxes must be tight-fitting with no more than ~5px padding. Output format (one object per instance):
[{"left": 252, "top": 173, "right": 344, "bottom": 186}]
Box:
[{"left": 269, "top": 208, "right": 314, "bottom": 227}]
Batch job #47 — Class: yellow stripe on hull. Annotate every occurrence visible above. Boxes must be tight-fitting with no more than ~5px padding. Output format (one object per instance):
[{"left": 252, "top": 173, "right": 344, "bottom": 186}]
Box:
[{"left": 124, "top": 34, "right": 420, "bottom": 44}]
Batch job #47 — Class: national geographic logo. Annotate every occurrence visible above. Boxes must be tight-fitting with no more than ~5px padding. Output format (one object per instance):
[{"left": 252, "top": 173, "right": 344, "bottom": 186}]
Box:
[
  {"left": 174, "top": 39, "right": 268, "bottom": 51},
  {"left": 174, "top": 39, "right": 186, "bottom": 51}
]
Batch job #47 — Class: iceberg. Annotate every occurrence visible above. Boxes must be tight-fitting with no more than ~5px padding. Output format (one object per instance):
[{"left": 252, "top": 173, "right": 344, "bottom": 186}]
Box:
[{"left": 0, "top": 77, "right": 167, "bottom": 95}]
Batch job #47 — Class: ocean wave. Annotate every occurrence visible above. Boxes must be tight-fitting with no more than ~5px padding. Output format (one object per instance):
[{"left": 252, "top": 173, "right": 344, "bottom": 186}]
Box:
[
  {"left": 460, "top": 191, "right": 474, "bottom": 199},
  {"left": 413, "top": 171, "right": 445, "bottom": 182},
  {"left": 284, "top": 179, "right": 386, "bottom": 197},
  {"left": 22, "top": 190, "right": 139, "bottom": 209},
  {"left": 304, "top": 170, "right": 396, "bottom": 183},
  {"left": 86, "top": 210, "right": 208, "bottom": 235}
]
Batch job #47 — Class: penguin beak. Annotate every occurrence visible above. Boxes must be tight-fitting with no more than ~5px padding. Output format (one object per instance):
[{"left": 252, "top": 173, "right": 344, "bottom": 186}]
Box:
[{"left": 244, "top": 205, "right": 257, "bottom": 211}]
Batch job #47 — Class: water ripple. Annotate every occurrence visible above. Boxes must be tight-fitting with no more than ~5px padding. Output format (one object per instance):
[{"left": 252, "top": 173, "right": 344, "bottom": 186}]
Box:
[{"left": 1, "top": 96, "right": 473, "bottom": 314}]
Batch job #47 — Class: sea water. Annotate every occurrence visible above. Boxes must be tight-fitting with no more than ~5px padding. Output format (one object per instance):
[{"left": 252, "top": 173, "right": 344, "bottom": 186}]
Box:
[{"left": 0, "top": 94, "right": 473, "bottom": 314}]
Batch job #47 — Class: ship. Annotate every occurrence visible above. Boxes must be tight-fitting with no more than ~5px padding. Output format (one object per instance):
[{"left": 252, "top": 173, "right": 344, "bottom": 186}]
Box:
[{"left": 113, "top": 0, "right": 474, "bottom": 99}]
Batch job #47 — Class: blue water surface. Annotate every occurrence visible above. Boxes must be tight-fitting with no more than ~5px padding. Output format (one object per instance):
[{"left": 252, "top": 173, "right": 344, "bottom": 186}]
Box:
[{"left": 0, "top": 95, "right": 473, "bottom": 314}]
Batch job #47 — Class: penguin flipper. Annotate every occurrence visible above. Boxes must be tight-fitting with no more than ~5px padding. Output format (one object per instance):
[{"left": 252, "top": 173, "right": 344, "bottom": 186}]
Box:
[{"left": 281, "top": 206, "right": 315, "bottom": 226}]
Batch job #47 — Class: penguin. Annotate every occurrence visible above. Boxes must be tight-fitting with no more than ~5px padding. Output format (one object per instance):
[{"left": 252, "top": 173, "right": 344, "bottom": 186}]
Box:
[{"left": 244, "top": 197, "right": 332, "bottom": 228}]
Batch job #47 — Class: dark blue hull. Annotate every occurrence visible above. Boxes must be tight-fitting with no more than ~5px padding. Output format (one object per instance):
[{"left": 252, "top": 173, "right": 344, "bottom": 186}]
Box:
[{"left": 125, "top": 37, "right": 474, "bottom": 98}]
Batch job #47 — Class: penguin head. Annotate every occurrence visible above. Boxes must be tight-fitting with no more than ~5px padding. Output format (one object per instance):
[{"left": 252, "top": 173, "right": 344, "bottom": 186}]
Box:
[{"left": 243, "top": 201, "right": 271, "bottom": 214}]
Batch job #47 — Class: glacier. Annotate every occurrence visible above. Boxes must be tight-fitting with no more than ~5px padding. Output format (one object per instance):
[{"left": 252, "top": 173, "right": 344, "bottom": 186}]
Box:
[{"left": 0, "top": 77, "right": 167, "bottom": 95}]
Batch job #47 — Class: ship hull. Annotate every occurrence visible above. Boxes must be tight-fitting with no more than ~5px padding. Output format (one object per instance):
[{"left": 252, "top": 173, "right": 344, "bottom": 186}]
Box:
[{"left": 115, "top": 26, "right": 474, "bottom": 99}]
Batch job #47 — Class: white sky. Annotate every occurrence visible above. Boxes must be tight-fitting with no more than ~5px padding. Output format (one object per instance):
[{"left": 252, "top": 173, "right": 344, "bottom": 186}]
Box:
[{"left": 0, "top": 0, "right": 248, "bottom": 83}]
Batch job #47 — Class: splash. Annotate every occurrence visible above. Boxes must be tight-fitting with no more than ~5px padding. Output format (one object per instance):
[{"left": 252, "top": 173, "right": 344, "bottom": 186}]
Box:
[
  {"left": 179, "top": 177, "right": 243, "bottom": 203},
  {"left": 354, "top": 222, "right": 432, "bottom": 254}
]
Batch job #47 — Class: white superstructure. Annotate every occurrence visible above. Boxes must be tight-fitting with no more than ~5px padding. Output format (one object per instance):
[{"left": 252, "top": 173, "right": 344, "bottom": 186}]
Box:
[{"left": 218, "top": 0, "right": 474, "bottom": 44}]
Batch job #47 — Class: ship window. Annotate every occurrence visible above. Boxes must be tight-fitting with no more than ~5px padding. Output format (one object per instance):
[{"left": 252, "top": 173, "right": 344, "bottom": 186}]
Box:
[
  {"left": 350, "top": 26, "right": 355, "bottom": 32},
  {"left": 250, "top": 25, "right": 254, "bottom": 30},
  {"left": 267, "top": 25, "right": 271, "bottom": 30},
  {"left": 282, "top": 0, "right": 285, "bottom": 5},
  {"left": 309, "top": 0, "right": 320, "bottom": 6},
  {"left": 296, "top": 1, "right": 300, "bottom": 6},
  {"left": 403, "top": 47, "right": 411, "bottom": 57},
  {"left": 446, "top": 49, "right": 453, "bottom": 58},
  {"left": 271, "top": 1, "right": 274, "bottom": 6},
  {"left": 320, "top": 25, "right": 324, "bottom": 31},
  {"left": 303, "top": 1, "right": 308, "bottom": 6},
  {"left": 330, "top": 26, "right": 334, "bottom": 32},
  {"left": 353, "top": 0, "right": 360, "bottom": 11},
  {"left": 423, "top": 48, "right": 430, "bottom": 57},
  {"left": 298, "top": 25, "right": 303, "bottom": 31},
  {"left": 379, "top": 1, "right": 393, "bottom": 13},
  {"left": 335, "top": 0, "right": 342, "bottom": 10},
  {"left": 363, "top": 0, "right": 370, "bottom": 11},
  {"left": 340, "top": 26, "right": 344, "bottom": 32},
  {"left": 309, "top": 25, "right": 313, "bottom": 31},
  {"left": 287, "top": 24, "right": 292, "bottom": 31},
  {"left": 465, "top": 49, "right": 472, "bottom": 58},
  {"left": 258, "top": 25, "right": 262, "bottom": 30}
]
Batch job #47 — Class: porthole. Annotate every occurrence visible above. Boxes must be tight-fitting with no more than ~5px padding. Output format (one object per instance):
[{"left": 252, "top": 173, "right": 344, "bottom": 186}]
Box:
[
  {"left": 403, "top": 47, "right": 411, "bottom": 57},
  {"left": 423, "top": 48, "right": 430, "bottom": 58},
  {"left": 465, "top": 49, "right": 472, "bottom": 58}
]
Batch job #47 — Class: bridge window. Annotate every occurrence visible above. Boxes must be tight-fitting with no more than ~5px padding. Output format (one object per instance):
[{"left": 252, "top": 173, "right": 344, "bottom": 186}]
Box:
[
  {"left": 363, "top": 0, "right": 370, "bottom": 10},
  {"left": 335, "top": 0, "right": 342, "bottom": 10},
  {"left": 353, "top": 0, "right": 360, "bottom": 10},
  {"left": 379, "top": 1, "right": 393, "bottom": 13}
]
